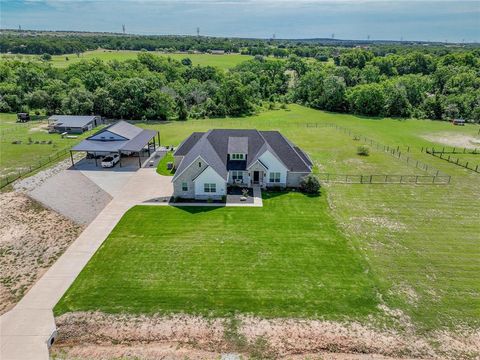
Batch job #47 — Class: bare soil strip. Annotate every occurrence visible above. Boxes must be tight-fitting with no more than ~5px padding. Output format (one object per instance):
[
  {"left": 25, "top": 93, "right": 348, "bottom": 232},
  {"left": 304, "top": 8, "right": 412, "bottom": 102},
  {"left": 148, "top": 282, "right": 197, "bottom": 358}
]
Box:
[
  {"left": 52, "top": 312, "right": 480, "bottom": 360},
  {"left": 0, "top": 192, "right": 83, "bottom": 314},
  {"left": 421, "top": 133, "right": 480, "bottom": 149}
]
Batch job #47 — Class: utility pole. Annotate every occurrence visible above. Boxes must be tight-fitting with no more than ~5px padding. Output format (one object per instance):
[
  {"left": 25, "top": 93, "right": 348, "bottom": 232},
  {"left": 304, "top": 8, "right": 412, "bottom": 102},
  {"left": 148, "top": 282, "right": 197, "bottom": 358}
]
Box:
[
  {"left": 367, "top": 34, "right": 370, "bottom": 41},
  {"left": 18, "top": 25, "right": 21, "bottom": 31},
  {"left": 122, "top": 24, "right": 126, "bottom": 34},
  {"left": 197, "top": 27, "right": 200, "bottom": 37},
  {"left": 331, "top": 33, "right": 335, "bottom": 39}
]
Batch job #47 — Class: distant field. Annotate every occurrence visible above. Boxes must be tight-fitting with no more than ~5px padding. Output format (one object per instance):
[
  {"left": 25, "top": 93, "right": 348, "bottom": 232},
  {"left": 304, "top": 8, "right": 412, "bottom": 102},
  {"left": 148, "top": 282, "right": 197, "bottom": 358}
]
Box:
[
  {"left": 56, "top": 105, "right": 480, "bottom": 331},
  {"left": 2, "top": 50, "right": 254, "bottom": 70}
]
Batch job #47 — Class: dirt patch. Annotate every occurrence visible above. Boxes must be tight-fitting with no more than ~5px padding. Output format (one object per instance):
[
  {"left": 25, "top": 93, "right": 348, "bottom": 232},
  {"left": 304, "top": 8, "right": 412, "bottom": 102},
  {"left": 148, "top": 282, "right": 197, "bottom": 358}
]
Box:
[
  {"left": 422, "top": 133, "right": 480, "bottom": 149},
  {"left": 0, "top": 191, "right": 83, "bottom": 314},
  {"left": 52, "top": 312, "right": 480, "bottom": 360}
]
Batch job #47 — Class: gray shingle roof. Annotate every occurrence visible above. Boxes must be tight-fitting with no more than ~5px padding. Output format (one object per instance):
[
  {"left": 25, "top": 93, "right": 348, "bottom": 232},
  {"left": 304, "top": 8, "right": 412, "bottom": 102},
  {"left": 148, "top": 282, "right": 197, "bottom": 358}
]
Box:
[
  {"left": 174, "top": 132, "right": 204, "bottom": 156},
  {"left": 49, "top": 115, "right": 97, "bottom": 128},
  {"left": 173, "top": 129, "right": 312, "bottom": 181},
  {"left": 227, "top": 136, "right": 248, "bottom": 154}
]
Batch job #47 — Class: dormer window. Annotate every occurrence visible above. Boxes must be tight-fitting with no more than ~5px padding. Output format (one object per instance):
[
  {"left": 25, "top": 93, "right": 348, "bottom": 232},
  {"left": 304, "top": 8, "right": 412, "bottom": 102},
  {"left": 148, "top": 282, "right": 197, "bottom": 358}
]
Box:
[{"left": 231, "top": 153, "right": 245, "bottom": 160}]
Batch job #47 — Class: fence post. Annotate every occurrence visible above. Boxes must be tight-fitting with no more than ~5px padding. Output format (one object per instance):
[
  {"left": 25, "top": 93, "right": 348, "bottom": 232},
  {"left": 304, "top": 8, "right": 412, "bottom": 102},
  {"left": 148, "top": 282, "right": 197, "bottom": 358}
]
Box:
[
  {"left": 400, "top": 175, "right": 403, "bottom": 183},
  {"left": 415, "top": 175, "right": 419, "bottom": 184}
]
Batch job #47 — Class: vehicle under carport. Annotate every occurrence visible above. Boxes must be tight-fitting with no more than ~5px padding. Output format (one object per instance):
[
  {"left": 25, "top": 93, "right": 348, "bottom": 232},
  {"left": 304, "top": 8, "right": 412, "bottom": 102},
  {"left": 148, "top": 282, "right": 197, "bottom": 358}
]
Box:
[{"left": 70, "top": 121, "right": 160, "bottom": 168}]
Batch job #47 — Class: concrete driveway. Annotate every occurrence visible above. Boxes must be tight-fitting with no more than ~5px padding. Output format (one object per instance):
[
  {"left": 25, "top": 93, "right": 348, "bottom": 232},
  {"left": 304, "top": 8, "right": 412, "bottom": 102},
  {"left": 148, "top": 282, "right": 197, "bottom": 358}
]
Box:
[{"left": 0, "top": 168, "right": 173, "bottom": 360}]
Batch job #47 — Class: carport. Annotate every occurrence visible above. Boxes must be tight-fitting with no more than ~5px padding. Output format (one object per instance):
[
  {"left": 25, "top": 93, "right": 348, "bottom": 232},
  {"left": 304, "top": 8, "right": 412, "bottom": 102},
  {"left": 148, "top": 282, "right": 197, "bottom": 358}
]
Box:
[{"left": 69, "top": 120, "right": 159, "bottom": 168}]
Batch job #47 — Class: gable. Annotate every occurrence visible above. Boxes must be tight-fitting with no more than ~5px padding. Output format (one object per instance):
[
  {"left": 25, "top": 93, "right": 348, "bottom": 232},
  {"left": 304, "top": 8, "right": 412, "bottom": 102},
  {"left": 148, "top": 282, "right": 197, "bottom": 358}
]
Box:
[
  {"left": 258, "top": 150, "right": 288, "bottom": 172},
  {"left": 88, "top": 130, "right": 127, "bottom": 141},
  {"left": 193, "top": 165, "right": 225, "bottom": 184}
]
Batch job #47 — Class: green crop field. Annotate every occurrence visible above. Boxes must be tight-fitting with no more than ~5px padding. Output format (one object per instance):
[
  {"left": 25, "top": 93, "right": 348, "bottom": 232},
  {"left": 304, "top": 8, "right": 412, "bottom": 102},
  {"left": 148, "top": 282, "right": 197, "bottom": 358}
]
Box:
[
  {"left": 0, "top": 113, "right": 99, "bottom": 179},
  {"left": 2, "top": 50, "right": 254, "bottom": 70},
  {"left": 55, "top": 105, "right": 480, "bottom": 332}
]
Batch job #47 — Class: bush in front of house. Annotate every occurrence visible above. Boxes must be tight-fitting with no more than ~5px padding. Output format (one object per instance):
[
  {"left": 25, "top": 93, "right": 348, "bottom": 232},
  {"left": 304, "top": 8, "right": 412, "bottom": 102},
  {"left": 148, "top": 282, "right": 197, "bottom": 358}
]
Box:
[
  {"left": 300, "top": 174, "right": 321, "bottom": 194},
  {"left": 357, "top": 145, "right": 370, "bottom": 156}
]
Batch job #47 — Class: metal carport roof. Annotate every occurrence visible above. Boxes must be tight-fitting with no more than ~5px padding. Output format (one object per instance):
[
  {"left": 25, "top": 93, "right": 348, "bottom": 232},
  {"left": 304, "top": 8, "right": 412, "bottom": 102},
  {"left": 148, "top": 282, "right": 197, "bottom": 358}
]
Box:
[{"left": 71, "top": 129, "right": 157, "bottom": 153}]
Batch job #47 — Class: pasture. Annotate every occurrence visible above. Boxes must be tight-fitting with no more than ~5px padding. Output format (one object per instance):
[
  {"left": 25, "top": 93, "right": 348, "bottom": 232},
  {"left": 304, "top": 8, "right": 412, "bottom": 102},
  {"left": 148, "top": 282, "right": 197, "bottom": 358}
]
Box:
[
  {"left": 55, "top": 105, "right": 480, "bottom": 331},
  {"left": 0, "top": 113, "right": 98, "bottom": 180},
  {"left": 2, "top": 50, "right": 254, "bottom": 70}
]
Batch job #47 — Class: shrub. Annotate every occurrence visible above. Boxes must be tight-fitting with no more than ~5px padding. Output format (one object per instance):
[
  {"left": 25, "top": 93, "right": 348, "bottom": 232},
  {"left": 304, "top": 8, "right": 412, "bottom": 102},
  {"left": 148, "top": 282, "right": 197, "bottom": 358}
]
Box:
[
  {"left": 357, "top": 145, "right": 370, "bottom": 156},
  {"left": 300, "top": 174, "right": 321, "bottom": 194}
]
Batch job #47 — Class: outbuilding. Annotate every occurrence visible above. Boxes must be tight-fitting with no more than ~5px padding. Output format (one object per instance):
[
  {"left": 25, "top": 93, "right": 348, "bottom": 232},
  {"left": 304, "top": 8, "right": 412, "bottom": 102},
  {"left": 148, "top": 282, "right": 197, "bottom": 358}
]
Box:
[
  {"left": 48, "top": 115, "right": 102, "bottom": 134},
  {"left": 70, "top": 120, "right": 159, "bottom": 168}
]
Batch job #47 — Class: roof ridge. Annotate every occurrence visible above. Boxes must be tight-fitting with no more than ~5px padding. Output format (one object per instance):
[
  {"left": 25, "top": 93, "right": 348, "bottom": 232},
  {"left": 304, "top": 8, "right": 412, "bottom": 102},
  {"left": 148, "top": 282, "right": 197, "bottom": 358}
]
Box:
[{"left": 273, "top": 131, "right": 312, "bottom": 170}]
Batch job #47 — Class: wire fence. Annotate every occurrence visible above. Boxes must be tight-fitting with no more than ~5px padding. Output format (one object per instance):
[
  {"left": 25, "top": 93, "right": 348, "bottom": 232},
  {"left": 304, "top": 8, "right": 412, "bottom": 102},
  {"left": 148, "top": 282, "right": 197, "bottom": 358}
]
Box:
[
  {"left": 0, "top": 148, "right": 70, "bottom": 189},
  {"left": 425, "top": 149, "right": 480, "bottom": 173},
  {"left": 306, "top": 122, "right": 450, "bottom": 179},
  {"left": 317, "top": 173, "right": 451, "bottom": 184},
  {"left": 422, "top": 146, "right": 479, "bottom": 155}
]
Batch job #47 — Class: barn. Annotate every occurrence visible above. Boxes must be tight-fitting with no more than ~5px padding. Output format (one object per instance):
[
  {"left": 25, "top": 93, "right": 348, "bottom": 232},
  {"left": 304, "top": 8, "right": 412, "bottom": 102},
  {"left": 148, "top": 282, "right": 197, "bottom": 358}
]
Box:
[{"left": 48, "top": 115, "right": 102, "bottom": 134}]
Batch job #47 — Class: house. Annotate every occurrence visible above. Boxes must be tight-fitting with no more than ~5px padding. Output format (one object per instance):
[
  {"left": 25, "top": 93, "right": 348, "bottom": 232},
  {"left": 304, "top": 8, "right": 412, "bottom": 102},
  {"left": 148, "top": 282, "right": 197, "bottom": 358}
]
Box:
[
  {"left": 48, "top": 115, "right": 102, "bottom": 134},
  {"left": 172, "top": 129, "right": 313, "bottom": 200},
  {"left": 70, "top": 120, "right": 159, "bottom": 167}
]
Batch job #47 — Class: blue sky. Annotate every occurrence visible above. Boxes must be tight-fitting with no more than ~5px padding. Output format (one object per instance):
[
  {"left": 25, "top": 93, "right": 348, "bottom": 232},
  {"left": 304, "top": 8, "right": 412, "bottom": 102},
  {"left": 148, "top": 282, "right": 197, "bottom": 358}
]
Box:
[{"left": 1, "top": 0, "right": 479, "bottom": 42}]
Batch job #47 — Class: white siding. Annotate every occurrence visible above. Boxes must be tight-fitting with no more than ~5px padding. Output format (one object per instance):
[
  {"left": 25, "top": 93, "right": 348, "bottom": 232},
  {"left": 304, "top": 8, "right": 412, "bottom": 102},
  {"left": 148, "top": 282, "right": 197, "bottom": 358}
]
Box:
[
  {"left": 194, "top": 166, "right": 226, "bottom": 197},
  {"left": 258, "top": 150, "right": 288, "bottom": 185}
]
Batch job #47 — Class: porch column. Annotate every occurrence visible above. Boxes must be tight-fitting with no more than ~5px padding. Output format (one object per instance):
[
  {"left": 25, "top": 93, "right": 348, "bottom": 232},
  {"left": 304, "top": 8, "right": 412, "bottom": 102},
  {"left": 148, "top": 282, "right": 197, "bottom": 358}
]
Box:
[
  {"left": 138, "top": 152, "right": 142, "bottom": 167},
  {"left": 70, "top": 151, "right": 74, "bottom": 167},
  {"left": 157, "top": 132, "right": 160, "bottom": 147},
  {"left": 119, "top": 151, "right": 122, "bottom": 168},
  {"left": 94, "top": 152, "right": 97, "bottom": 167}
]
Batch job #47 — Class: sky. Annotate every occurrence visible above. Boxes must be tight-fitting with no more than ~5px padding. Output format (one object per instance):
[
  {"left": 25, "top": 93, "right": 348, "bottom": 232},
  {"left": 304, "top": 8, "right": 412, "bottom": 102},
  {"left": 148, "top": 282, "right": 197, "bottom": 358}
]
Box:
[{"left": 1, "top": 0, "right": 479, "bottom": 42}]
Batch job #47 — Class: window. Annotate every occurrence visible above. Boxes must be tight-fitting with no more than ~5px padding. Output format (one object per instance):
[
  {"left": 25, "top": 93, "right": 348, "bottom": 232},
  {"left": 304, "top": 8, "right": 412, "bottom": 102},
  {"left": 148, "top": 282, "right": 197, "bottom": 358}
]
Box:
[
  {"left": 204, "top": 183, "right": 216, "bottom": 193},
  {"left": 182, "top": 182, "right": 188, "bottom": 191},
  {"left": 231, "top": 171, "right": 243, "bottom": 181},
  {"left": 269, "top": 172, "right": 281, "bottom": 183},
  {"left": 231, "top": 153, "right": 245, "bottom": 160}
]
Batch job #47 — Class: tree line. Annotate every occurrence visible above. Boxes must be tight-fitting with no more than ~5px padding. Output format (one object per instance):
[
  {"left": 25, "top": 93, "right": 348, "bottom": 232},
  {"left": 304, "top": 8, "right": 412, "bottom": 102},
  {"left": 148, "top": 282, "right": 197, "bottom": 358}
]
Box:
[{"left": 0, "top": 48, "right": 479, "bottom": 121}]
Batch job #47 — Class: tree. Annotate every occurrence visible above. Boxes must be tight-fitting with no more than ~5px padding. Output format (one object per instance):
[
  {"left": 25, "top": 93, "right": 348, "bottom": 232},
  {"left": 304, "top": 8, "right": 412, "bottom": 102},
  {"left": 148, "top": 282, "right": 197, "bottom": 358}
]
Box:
[
  {"left": 61, "top": 88, "right": 94, "bottom": 114},
  {"left": 145, "top": 89, "right": 176, "bottom": 120},
  {"left": 346, "top": 83, "right": 385, "bottom": 116},
  {"left": 40, "top": 53, "right": 52, "bottom": 61},
  {"left": 181, "top": 57, "right": 192, "bottom": 66},
  {"left": 27, "top": 90, "right": 49, "bottom": 109},
  {"left": 383, "top": 82, "right": 411, "bottom": 117}
]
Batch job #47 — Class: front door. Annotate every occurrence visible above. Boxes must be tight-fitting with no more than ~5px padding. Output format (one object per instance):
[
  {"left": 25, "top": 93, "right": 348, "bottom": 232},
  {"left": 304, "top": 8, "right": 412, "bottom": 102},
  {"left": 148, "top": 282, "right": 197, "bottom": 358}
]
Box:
[{"left": 253, "top": 171, "right": 260, "bottom": 183}]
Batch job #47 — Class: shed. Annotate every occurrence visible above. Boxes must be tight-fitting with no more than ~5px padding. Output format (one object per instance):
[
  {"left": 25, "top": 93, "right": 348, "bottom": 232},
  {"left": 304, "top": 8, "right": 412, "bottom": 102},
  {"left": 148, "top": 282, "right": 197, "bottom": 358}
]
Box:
[{"left": 48, "top": 115, "right": 102, "bottom": 134}]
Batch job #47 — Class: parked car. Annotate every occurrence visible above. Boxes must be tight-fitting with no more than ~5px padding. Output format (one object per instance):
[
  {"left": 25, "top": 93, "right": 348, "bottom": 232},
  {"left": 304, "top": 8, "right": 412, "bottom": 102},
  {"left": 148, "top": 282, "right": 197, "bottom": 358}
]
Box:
[{"left": 101, "top": 154, "right": 120, "bottom": 168}]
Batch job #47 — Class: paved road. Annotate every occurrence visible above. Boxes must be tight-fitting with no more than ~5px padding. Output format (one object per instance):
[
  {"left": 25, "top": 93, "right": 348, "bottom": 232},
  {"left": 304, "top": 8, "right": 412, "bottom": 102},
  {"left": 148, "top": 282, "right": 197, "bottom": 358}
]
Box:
[{"left": 0, "top": 168, "right": 173, "bottom": 360}]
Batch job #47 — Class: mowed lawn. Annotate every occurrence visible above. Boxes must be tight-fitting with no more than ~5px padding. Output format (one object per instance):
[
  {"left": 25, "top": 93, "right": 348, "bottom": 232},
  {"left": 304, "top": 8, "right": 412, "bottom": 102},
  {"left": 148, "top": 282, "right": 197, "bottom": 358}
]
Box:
[
  {"left": 55, "top": 105, "right": 480, "bottom": 330},
  {"left": 55, "top": 191, "right": 381, "bottom": 318},
  {"left": 2, "top": 50, "right": 254, "bottom": 70}
]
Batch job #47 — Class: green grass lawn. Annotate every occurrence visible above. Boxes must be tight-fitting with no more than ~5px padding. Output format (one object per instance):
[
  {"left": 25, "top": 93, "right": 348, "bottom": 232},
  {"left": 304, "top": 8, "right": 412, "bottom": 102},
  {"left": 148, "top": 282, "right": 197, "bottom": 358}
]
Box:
[
  {"left": 156, "top": 151, "right": 175, "bottom": 176},
  {"left": 2, "top": 50, "right": 254, "bottom": 70},
  {"left": 54, "top": 105, "right": 480, "bottom": 331},
  {"left": 0, "top": 113, "right": 100, "bottom": 178},
  {"left": 55, "top": 191, "right": 380, "bottom": 318}
]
